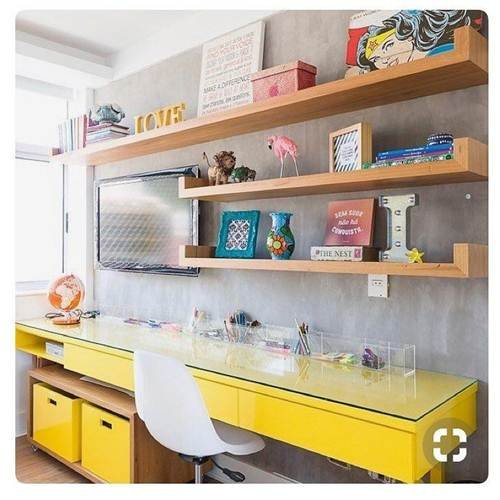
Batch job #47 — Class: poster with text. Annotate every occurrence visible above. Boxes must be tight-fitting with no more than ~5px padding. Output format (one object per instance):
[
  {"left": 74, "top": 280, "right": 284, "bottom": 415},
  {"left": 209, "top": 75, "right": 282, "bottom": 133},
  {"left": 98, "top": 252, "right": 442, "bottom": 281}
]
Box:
[
  {"left": 198, "top": 21, "right": 265, "bottom": 116},
  {"left": 324, "top": 198, "right": 376, "bottom": 247}
]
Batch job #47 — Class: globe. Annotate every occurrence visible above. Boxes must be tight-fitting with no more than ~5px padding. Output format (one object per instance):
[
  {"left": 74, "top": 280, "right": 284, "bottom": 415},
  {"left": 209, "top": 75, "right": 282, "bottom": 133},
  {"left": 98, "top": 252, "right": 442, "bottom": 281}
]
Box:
[{"left": 47, "top": 274, "right": 85, "bottom": 325}]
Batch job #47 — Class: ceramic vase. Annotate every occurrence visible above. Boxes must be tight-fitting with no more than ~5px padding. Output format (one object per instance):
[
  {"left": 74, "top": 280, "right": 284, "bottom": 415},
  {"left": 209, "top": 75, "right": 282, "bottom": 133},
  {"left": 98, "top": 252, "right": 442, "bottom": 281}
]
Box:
[{"left": 267, "top": 212, "right": 295, "bottom": 260}]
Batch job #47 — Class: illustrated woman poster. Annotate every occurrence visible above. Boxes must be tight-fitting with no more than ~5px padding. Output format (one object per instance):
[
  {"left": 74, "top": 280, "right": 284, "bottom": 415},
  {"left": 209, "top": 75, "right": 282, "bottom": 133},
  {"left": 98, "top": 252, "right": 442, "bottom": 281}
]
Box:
[{"left": 345, "top": 10, "right": 483, "bottom": 78}]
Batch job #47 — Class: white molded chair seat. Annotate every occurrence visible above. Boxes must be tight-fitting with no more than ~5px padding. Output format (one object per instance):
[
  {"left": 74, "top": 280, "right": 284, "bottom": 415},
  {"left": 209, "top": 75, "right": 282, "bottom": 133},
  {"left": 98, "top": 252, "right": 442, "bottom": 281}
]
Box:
[
  {"left": 212, "top": 420, "right": 264, "bottom": 455},
  {"left": 134, "top": 350, "right": 264, "bottom": 482}
]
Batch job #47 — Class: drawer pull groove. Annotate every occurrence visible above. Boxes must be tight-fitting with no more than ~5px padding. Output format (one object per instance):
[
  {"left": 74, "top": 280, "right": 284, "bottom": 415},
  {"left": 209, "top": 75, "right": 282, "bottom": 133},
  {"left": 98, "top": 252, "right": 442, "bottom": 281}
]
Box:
[
  {"left": 48, "top": 398, "right": 57, "bottom": 406},
  {"left": 101, "top": 419, "right": 113, "bottom": 430}
]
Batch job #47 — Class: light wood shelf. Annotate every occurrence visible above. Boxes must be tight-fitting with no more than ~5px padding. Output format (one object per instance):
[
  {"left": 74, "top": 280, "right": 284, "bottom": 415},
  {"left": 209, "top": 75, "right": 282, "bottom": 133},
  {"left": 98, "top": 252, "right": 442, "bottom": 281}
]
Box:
[
  {"left": 179, "top": 243, "right": 487, "bottom": 279},
  {"left": 29, "top": 364, "right": 136, "bottom": 418},
  {"left": 18, "top": 344, "right": 63, "bottom": 364},
  {"left": 179, "top": 138, "right": 487, "bottom": 201},
  {"left": 51, "top": 27, "right": 487, "bottom": 167}
]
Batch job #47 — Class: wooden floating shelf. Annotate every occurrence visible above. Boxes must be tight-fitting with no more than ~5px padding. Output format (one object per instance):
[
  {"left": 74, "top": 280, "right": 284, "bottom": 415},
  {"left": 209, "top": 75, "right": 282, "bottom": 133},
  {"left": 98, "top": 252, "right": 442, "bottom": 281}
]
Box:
[
  {"left": 180, "top": 243, "right": 487, "bottom": 279},
  {"left": 179, "top": 138, "right": 487, "bottom": 201},
  {"left": 51, "top": 27, "right": 487, "bottom": 167},
  {"left": 18, "top": 344, "right": 63, "bottom": 363}
]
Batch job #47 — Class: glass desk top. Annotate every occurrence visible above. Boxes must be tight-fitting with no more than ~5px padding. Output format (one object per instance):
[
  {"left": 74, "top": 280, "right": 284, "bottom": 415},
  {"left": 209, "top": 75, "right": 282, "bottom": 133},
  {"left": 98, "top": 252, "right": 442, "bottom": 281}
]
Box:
[{"left": 16, "top": 317, "right": 476, "bottom": 421}]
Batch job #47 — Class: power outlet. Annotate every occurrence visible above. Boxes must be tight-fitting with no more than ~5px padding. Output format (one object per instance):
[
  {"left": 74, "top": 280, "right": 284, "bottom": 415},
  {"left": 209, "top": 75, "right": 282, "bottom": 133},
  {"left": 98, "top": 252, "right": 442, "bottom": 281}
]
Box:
[{"left": 368, "top": 274, "right": 389, "bottom": 298}]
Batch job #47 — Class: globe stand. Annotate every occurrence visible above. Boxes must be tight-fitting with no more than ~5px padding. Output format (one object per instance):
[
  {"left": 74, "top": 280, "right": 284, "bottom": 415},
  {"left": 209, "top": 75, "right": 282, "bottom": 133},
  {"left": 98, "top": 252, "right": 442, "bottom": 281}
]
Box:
[
  {"left": 52, "top": 311, "right": 81, "bottom": 326},
  {"left": 47, "top": 274, "right": 85, "bottom": 327}
]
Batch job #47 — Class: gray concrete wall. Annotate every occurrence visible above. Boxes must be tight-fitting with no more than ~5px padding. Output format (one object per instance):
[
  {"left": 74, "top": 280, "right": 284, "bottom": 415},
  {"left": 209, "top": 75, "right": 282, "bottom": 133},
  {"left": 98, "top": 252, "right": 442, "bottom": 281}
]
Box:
[{"left": 94, "top": 10, "right": 488, "bottom": 483}]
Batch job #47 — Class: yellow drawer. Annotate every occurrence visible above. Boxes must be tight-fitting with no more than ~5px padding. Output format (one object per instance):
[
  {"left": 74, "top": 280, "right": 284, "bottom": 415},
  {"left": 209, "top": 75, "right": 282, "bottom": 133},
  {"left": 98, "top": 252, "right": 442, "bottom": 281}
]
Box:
[
  {"left": 238, "top": 390, "right": 416, "bottom": 483},
  {"left": 195, "top": 377, "right": 239, "bottom": 425},
  {"left": 33, "top": 383, "right": 83, "bottom": 463},
  {"left": 81, "top": 402, "right": 131, "bottom": 483},
  {"left": 64, "top": 344, "right": 134, "bottom": 390}
]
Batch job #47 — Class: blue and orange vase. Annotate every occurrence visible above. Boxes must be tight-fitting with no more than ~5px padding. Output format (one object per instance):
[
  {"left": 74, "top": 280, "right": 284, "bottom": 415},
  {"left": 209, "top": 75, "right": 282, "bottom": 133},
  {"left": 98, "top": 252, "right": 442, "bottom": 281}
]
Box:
[{"left": 267, "top": 212, "right": 295, "bottom": 260}]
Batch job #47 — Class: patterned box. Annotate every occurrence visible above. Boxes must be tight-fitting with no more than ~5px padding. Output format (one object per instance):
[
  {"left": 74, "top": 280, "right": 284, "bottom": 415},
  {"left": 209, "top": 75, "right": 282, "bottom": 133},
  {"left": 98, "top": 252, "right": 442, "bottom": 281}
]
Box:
[{"left": 251, "top": 61, "right": 317, "bottom": 102}]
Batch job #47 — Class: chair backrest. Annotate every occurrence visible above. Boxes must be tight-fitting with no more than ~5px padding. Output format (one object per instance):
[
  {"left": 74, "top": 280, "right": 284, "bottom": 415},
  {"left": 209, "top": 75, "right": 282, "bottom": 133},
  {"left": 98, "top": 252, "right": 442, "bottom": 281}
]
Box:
[{"left": 134, "top": 350, "right": 226, "bottom": 457}]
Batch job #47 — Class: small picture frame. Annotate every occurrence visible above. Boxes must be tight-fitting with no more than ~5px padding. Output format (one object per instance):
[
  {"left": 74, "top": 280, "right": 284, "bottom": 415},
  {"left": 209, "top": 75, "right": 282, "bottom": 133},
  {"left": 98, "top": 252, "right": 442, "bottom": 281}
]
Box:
[
  {"left": 215, "top": 210, "right": 260, "bottom": 259},
  {"left": 329, "top": 122, "right": 372, "bottom": 173}
]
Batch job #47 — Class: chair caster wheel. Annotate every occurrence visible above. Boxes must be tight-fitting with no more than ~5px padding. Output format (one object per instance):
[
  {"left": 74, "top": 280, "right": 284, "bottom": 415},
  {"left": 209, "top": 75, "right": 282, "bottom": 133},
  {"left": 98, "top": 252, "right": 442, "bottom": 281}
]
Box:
[{"left": 31, "top": 445, "right": 39, "bottom": 452}]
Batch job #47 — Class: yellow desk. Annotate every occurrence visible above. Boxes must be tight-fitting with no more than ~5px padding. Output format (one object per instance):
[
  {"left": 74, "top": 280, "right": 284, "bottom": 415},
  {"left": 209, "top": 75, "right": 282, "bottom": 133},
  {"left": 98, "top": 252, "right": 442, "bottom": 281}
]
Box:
[{"left": 16, "top": 317, "right": 477, "bottom": 483}]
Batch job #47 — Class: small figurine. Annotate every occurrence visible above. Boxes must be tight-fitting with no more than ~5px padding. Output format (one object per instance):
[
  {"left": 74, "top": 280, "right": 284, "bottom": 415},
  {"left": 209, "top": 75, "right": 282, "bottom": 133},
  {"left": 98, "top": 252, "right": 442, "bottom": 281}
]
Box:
[
  {"left": 203, "top": 151, "right": 236, "bottom": 186},
  {"left": 406, "top": 247, "right": 425, "bottom": 264},
  {"left": 89, "top": 103, "right": 125, "bottom": 125},
  {"left": 267, "top": 135, "right": 299, "bottom": 177},
  {"left": 230, "top": 166, "right": 257, "bottom": 183},
  {"left": 361, "top": 347, "right": 385, "bottom": 369}
]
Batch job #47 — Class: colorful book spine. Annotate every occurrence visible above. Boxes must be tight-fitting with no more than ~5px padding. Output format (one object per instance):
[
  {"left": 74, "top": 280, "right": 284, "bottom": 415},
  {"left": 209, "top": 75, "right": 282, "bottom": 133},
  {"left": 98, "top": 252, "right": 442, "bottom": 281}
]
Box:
[
  {"left": 363, "top": 153, "right": 454, "bottom": 170},
  {"left": 311, "top": 246, "right": 378, "bottom": 261},
  {"left": 57, "top": 114, "right": 88, "bottom": 153},
  {"left": 376, "top": 148, "right": 452, "bottom": 163},
  {"left": 87, "top": 131, "right": 129, "bottom": 141},
  {"left": 376, "top": 143, "right": 453, "bottom": 161},
  {"left": 87, "top": 122, "right": 129, "bottom": 132}
]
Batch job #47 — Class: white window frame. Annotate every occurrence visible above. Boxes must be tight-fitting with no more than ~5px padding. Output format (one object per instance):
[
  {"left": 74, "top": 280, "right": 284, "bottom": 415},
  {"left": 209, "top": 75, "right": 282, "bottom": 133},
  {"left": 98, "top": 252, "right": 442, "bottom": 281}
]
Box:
[{"left": 15, "top": 143, "right": 66, "bottom": 295}]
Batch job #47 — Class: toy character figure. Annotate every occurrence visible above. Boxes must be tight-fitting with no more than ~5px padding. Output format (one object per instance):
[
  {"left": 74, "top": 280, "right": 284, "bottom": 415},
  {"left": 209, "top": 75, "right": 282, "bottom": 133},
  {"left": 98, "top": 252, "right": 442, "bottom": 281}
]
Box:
[
  {"left": 203, "top": 151, "right": 237, "bottom": 186},
  {"left": 345, "top": 10, "right": 483, "bottom": 78},
  {"left": 230, "top": 166, "right": 257, "bottom": 183}
]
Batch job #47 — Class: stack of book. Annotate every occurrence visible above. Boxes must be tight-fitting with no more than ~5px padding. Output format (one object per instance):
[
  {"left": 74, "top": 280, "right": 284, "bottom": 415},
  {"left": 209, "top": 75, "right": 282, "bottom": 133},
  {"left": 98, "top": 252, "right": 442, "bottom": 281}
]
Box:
[
  {"left": 86, "top": 122, "right": 130, "bottom": 144},
  {"left": 58, "top": 115, "right": 88, "bottom": 153},
  {"left": 371, "top": 134, "right": 454, "bottom": 168}
]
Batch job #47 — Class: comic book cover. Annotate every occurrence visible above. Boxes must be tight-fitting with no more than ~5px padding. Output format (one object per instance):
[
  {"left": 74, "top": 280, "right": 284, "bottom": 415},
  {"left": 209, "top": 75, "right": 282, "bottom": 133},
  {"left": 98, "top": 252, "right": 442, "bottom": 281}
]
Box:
[{"left": 345, "top": 10, "right": 483, "bottom": 78}]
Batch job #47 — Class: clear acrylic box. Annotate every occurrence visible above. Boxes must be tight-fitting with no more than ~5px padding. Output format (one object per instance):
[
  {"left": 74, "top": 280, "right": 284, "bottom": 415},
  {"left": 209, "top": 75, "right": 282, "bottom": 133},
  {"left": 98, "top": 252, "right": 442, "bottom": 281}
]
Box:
[{"left": 187, "top": 321, "right": 415, "bottom": 376}]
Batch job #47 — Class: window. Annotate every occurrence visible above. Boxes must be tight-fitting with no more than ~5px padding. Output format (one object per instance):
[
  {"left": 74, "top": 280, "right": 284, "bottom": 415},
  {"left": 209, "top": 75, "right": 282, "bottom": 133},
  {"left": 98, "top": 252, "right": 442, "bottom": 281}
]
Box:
[{"left": 15, "top": 87, "right": 68, "bottom": 292}]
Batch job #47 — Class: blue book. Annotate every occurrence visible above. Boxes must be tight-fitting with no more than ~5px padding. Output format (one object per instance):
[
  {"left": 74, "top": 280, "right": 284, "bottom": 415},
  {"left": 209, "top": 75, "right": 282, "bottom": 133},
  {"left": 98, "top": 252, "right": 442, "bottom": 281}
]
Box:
[
  {"left": 376, "top": 143, "right": 453, "bottom": 160},
  {"left": 376, "top": 145, "right": 452, "bottom": 162}
]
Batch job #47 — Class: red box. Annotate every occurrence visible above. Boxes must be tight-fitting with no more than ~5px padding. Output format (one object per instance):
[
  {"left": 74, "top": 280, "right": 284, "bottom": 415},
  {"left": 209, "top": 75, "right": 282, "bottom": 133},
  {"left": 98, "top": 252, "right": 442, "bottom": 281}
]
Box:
[{"left": 251, "top": 60, "right": 317, "bottom": 102}]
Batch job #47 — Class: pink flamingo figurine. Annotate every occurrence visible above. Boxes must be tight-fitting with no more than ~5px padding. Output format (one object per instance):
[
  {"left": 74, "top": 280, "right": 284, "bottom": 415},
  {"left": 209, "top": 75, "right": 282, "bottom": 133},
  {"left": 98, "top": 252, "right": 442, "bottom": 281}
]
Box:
[{"left": 267, "top": 135, "right": 299, "bottom": 177}]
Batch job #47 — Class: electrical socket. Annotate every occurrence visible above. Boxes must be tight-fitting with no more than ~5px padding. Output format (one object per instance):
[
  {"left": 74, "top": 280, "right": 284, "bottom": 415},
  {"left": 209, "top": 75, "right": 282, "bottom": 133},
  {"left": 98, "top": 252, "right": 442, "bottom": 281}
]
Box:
[{"left": 368, "top": 274, "right": 389, "bottom": 298}]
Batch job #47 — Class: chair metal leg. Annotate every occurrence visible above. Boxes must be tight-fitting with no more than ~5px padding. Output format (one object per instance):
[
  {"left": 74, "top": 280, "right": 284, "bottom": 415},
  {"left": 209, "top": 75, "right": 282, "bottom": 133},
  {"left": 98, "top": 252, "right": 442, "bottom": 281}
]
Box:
[{"left": 195, "top": 463, "right": 202, "bottom": 484}]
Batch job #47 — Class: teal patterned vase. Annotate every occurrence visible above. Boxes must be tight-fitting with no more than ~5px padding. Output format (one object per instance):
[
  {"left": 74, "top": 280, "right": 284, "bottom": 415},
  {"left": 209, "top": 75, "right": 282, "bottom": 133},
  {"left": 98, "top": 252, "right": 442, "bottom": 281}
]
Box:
[{"left": 267, "top": 212, "right": 295, "bottom": 260}]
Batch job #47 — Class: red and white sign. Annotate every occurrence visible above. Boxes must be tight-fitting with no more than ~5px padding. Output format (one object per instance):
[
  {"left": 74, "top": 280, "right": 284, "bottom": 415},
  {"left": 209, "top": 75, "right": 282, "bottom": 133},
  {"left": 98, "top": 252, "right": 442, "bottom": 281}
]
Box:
[{"left": 324, "top": 198, "right": 376, "bottom": 246}]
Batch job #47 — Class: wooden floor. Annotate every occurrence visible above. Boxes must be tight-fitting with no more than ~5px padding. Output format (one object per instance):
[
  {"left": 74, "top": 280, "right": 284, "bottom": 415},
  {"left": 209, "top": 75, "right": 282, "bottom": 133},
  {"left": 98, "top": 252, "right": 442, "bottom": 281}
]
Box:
[
  {"left": 16, "top": 436, "right": 89, "bottom": 483},
  {"left": 15, "top": 435, "right": 219, "bottom": 484}
]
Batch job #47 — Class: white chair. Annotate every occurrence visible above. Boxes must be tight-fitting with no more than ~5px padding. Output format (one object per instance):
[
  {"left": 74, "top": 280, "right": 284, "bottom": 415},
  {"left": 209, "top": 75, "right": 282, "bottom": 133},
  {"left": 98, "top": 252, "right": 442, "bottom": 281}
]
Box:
[{"left": 134, "top": 350, "right": 265, "bottom": 483}]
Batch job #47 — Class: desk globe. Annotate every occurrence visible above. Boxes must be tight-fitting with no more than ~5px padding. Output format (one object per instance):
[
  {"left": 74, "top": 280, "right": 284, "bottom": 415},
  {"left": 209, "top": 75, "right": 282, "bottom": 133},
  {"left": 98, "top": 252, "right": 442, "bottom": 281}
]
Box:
[{"left": 47, "top": 274, "right": 85, "bottom": 325}]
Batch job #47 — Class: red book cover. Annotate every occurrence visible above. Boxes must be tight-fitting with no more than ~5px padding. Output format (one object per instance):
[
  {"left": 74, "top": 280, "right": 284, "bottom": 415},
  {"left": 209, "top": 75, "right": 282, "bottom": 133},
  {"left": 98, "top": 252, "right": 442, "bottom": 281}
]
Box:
[{"left": 323, "top": 198, "right": 376, "bottom": 246}]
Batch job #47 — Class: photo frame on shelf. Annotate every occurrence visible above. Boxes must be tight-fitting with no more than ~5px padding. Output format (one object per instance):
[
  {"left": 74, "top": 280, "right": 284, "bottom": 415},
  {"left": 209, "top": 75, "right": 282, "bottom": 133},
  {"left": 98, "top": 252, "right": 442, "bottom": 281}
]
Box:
[
  {"left": 216, "top": 210, "right": 260, "bottom": 259},
  {"left": 329, "top": 122, "right": 372, "bottom": 173}
]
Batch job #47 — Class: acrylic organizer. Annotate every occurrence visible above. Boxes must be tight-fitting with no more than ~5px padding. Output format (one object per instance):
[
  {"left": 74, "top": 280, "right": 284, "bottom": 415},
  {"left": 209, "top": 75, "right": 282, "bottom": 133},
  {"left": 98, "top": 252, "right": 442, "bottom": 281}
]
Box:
[{"left": 187, "top": 321, "right": 415, "bottom": 376}]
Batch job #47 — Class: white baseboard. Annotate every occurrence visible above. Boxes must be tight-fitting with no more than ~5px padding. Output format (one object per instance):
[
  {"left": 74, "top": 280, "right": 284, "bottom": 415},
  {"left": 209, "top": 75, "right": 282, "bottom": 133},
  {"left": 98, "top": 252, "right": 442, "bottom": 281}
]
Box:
[
  {"left": 205, "top": 454, "right": 299, "bottom": 483},
  {"left": 16, "top": 411, "right": 27, "bottom": 437}
]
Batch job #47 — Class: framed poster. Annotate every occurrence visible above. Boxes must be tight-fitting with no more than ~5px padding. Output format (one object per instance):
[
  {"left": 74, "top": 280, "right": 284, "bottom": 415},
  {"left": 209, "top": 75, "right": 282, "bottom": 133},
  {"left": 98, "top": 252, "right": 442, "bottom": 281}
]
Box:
[
  {"left": 323, "top": 198, "right": 376, "bottom": 246},
  {"left": 215, "top": 210, "right": 260, "bottom": 259},
  {"left": 197, "top": 21, "right": 265, "bottom": 116},
  {"left": 329, "top": 122, "right": 372, "bottom": 173},
  {"left": 344, "top": 10, "right": 483, "bottom": 78}
]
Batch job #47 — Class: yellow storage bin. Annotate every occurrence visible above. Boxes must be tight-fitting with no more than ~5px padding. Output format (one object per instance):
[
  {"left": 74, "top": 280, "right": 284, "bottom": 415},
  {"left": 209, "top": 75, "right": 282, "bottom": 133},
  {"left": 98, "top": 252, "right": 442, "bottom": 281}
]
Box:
[
  {"left": 32, "top": 383, "right": 83, "bottom": 463},
  {"left": 81, "top": 402, "right": 131, "bottom": 483}
]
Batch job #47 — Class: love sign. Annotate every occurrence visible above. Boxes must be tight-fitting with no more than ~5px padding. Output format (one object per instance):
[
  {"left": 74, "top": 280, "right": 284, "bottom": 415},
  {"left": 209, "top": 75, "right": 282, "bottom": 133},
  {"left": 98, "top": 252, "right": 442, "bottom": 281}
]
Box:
[{"left": 134, "top": 103, "right": 186, "bottom": 134}]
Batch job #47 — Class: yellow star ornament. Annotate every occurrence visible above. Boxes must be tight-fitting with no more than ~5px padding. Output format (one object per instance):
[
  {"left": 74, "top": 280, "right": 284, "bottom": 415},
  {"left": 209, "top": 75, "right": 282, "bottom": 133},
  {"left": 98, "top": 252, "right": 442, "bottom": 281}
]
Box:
[{"left": 406, "top": 248, "right": 425, "bottom": 264}]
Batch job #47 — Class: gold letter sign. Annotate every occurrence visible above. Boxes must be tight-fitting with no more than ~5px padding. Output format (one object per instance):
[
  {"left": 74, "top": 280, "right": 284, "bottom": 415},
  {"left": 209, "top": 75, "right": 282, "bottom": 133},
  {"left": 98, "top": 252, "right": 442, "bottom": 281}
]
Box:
[{"left": 134, "top": 102, "right": 186, "bottom": 134}]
